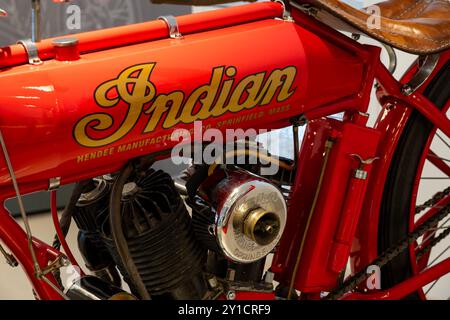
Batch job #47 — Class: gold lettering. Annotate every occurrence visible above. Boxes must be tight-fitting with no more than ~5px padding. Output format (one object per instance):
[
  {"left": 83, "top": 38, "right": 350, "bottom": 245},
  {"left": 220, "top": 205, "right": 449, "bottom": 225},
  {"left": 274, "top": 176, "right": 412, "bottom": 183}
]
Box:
[
  {"left": 74, "top": 63, "right": 156, "bottom": 147},
  {"left": 210, "top": 67, "right": 236, "bottom": 117},
  {"left": 193, "top": 67, "right": 226, "bottom": 120},
  {"left": 227, "top": 72, "right": 265, "bottom": 112},
  {"left": 74, "top": 64, "right": 297, "bottom": 148},
  {"left": 256, "top": 67, "right": 297, "bottom": 105},
  {"left": 144, "top": 91, "right": 184, "bottom": 132}
]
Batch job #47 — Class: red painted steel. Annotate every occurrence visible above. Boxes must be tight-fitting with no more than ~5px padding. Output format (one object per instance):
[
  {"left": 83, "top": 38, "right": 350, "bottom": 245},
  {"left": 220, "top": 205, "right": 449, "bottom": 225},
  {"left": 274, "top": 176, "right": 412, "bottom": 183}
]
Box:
[
  {"left": 50, "top": 190, "right": 84, "bottom": 275},
  {"left": 0, "top": 11, "right": 363, "bottom": 189},
  {"left": 343, "top": 257, "right": 450, "bottom": 300},
  {"left": 293, "top": 122, "right": 380, "bottom": 292},
  {"left": 353, "top": 51, "right": 450, "bottom": 274},
  {"left": 0, "top": 2, "right": 283, "bottom": 69}
]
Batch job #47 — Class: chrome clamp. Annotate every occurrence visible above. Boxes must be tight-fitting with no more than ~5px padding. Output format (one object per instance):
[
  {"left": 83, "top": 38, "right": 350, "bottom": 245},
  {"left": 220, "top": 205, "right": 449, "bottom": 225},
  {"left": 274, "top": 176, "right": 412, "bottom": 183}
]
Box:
[
  {"left": 48, "top": 177, "right": 62, "bottom": 191},
  {"left": 158, "top": 15, "right": 182, "bottom": 39},
  {"left": 273, "top": 0, "right": 294, "bottom": 21},
  {"left": 382, "top": 44, "right": 398, "bottom": 75},
  {"left": 402, "top": 54, "right": 440, "bottom": 96},
  {"left": 350, "top": 154, "right": 379, "bottom": 180},
  {"left": 17, "top": 39, "right": 42, "bottom": 65}
]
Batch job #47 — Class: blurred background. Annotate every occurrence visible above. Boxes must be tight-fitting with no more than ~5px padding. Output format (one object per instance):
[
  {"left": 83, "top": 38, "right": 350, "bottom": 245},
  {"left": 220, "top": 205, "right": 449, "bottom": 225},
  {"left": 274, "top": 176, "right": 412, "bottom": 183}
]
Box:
[{"left": 0, "top": 0, "right": 190, "bottom": 47}]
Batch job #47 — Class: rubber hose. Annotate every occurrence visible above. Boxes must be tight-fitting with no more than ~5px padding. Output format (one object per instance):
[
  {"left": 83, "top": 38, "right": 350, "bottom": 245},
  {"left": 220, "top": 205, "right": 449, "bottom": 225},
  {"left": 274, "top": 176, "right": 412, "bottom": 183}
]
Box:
[
  {"left": 52, "top": 180, "right": 91, "bottom": 250},
  {"left": 109, "top": 162, "right": 151, "bottom": 300}
]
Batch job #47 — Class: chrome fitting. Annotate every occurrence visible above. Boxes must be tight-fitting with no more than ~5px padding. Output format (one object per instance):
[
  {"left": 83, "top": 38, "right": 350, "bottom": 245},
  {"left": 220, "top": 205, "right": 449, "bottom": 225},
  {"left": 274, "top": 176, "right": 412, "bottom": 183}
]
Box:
[
  {"left": 402, "top": 54, "right": 439, "bottom": 96},
  {"left": 158, "top": 15, "right": 183, "bottom": 39},
  {"left": 48, "top": 177, "right": 62, "bottom": 191},
  {"left": 353, "top": 169, "right": 368, "bottom": 180},
  {"left": 17, "top": 39, "right": 42, "bottom": 65}
]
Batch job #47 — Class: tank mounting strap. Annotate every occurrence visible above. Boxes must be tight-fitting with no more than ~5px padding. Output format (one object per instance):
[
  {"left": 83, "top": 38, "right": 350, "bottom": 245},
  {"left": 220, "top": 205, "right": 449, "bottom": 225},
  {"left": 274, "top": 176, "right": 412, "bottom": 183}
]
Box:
[
  {"left": 402, "top": 54, "right": 440, "bottom": 96},
  {"left": 17, "top": 39, "right": 42, "bottom": 65},
  {"left": 158, "top": 15, "right": 183, "bottom": 39}
]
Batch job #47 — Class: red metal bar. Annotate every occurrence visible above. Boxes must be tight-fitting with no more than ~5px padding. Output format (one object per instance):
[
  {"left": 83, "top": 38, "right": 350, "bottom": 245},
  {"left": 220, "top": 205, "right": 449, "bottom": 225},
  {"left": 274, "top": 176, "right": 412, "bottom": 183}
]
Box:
[
  {"left": 0, "top": 205, "right": 63, "bottom": 300},
  {"left": 50, "top": 190, "right": 84, "bottom": 276},
  {"left": 410, "top": 93, "right": 450, "bottom": 138},
  {"left": 292, "top": 7, "right": 381, "bottom": 116},
  {"left": 415, "top": 193, "right": 450, "bottom": 227},
  {"left": 328, "top": 169, "right": 370, "bottom": 273},
  {"left": 0, "top": 2, "right": 283, "bottom": 69},
  {"left": 342, "top": 256, "right": 450, "bottom": 300},
  {"left": 376, "top": 64, "right": 450, "bottom": 138}
]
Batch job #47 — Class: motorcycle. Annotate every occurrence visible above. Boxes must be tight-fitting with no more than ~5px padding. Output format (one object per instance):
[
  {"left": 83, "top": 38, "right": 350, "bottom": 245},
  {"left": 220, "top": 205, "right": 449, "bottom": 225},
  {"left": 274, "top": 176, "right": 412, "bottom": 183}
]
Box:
[{"left": 0, "top": 0, "right": 448, "bottom": 300}]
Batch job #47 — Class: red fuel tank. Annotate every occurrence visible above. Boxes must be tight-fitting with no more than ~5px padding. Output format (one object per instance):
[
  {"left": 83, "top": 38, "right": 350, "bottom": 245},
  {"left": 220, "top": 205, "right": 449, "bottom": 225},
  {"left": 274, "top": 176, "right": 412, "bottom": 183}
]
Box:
[{"left": 0, "top": 2, "right": 363, "bottom": 190}]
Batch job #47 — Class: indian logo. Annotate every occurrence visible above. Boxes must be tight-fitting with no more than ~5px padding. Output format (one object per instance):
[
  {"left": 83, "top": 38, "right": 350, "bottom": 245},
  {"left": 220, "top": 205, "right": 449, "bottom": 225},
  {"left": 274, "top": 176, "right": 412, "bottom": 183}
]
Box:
[{"left": 74, "top": 63, "right": 297, "bottom": 148}]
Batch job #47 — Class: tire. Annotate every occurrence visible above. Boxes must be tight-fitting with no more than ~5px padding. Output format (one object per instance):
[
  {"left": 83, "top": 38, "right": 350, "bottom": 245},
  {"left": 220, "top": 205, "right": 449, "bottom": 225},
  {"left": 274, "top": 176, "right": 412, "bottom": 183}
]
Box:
[{"left": 378, "top": 60, "right": 450, "bottom": 299}]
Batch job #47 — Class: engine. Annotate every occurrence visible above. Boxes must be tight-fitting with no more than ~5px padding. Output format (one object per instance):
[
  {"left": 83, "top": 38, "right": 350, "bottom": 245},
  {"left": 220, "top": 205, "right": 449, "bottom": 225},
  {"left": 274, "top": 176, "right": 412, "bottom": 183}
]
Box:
[{"left": 71, "top": 163, "right": 287, "bottom": 300}]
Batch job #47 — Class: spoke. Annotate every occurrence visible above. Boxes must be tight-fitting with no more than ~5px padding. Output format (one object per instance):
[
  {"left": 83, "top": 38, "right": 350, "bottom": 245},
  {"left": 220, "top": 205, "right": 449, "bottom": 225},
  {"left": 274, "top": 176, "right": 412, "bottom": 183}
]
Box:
[
  {"left": 415, "top": 217, "right": 450, "bottom": 250},
  {"left": 424, "top": 245, "right": 450, "bottom": 296},
  {"left": 427, "top": 244, "right": 450, "bottom": 269},
  {"left": 416, "top": 193, "right": 450, "bottom": 225},
  {"left": 425, "top": 226, "right": 450, "bottom": 231},
  {"left": 436, "top": 133, "right": 450, "bottom": 151},
  {"left": 421, "top": 177, "right": 450, "bottom": 180},
  {"left": 416, "top": 187, "right": 450, "bottom": 214},
  {"left": 435, "top": 157, "right": 450, "bottom": 163},
  {"left": 425, "top": 279, "right": 440, "bottom": 296},
  {"left": 416, "top": 205, "right": 445, "bottom": 210},
  {"left": 428, "top": 151, "right": 450, "bottom": 163}
]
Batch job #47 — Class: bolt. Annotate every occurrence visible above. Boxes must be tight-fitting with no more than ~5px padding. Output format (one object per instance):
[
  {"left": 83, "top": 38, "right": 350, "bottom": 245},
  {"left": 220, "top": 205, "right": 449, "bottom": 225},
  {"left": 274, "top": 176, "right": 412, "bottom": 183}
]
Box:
[
  {"left": 402, "top": 84, "right": 413, "bottom": 96},
  {"left": 61, "top": 256, "right": 70, "bottom": 267},
  {"left": 6, "top": 254, "right": 18, "bottom": 267},
  {"left": 352, "top": 33, "right": 361, "bottom": 41},
  {"left": 226, "top": 290, "right": 236, "bottom": 300}
]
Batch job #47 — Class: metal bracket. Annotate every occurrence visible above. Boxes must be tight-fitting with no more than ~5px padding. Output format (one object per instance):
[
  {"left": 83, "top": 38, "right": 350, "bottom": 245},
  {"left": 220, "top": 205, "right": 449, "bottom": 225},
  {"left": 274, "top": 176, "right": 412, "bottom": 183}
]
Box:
[
  {"left": 350, "top": 154, "right": 379, "bottom": 180},
  {"left": 158, "top": 15, "right": 183, "bottom": 39},
  {"left": 17, "top": 39, "right": 42, "bottom": 65},
  {"left": 382, "top": 44, "right": 397, "bottom": 75},
  {"left": 41, "top": 254, "right": 69, "bottom": 276},
  {"left": 48, "top": 177, "right": 61, "bottom": 191},
  {"left": 0, "top": 242, "right": 18, "bottom": 267},
  {"left": 402, "top": 54, "right": 440, "bottom": 96},
  {"left": 272, "top": 0, "right": 294, "bottom": 21},
  {"left": 351, "top": 154, "right": 379, "bottom": 166},
  {"left": 289, "top": 2, "right": 319, "bottom": 17}
]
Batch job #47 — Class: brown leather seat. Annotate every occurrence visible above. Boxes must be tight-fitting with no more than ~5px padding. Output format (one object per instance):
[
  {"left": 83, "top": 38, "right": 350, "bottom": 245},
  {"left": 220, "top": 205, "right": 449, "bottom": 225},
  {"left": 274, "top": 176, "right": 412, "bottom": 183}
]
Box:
[{"left": 308, "top": 0, "right": 450, "bottom": 55}]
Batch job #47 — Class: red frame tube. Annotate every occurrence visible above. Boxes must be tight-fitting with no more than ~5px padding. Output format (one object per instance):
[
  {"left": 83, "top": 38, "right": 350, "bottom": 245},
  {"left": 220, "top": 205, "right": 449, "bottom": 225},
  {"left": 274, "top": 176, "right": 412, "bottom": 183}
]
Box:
[
  {"left": 0, "top": 206, "right": 63, "bottom": 299},
  {"left": 0, "top": 2, "right": 283, "bottom": 69},
  {"left": 50, "top": 190, "right": 84, "bottom": 276},
  {"left": 343, "top": 257, "right": 450, "bottom": 300}
]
